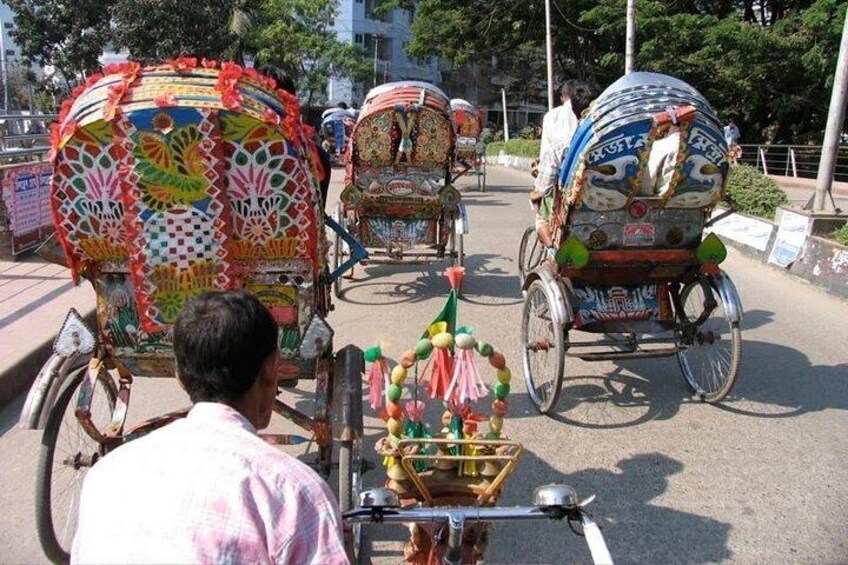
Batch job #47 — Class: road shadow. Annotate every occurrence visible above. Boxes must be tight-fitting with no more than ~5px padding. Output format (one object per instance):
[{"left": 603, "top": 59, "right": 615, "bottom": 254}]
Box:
[
  {"left": 458, "top": 253, "right": 523, "bottom": 306},
  {"left": 489, "top": 451, "right": 732, "bottom": 564},
  {"left": 510, "top": 321, "right": 847, "bottom": 427},
  {"left": 0, "top": 392, "right": 26, "bottom": 436},
  {"left": 334, "top": 263, "right": 451, "bottom": 306}
]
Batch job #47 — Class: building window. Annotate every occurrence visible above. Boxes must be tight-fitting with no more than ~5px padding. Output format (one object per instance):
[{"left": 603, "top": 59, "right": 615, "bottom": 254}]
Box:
[
  {"left": 355, "top": 0, "right": 363, "bottom": 3},
  {"left": 355, "top": 33, "right": 363, "bottom": 44},
  {"left": 3, "top": 23, "right": 12, "bottom": 30},
  {"left": 365, "top": 0, "right": 392, "bottom": 23},
  {"left": 5, "top": 50, "right": 14, "bottom": 57}
]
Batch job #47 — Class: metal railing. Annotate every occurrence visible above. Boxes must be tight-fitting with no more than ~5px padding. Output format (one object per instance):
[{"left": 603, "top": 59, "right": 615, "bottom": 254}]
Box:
[
  {"left": 738, "top": 143, "right": 848, "bottom": 182},
  {"left": 0, "top": 113, "right": 56, "bottom": 163}
]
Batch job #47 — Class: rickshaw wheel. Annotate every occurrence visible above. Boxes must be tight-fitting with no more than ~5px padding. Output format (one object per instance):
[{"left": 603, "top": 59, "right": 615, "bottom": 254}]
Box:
[
  {"left": 518, "top": 226, "right": 544, "bottom": 288},
  {"left": 333, "top": 345, "right": 365, "bottom": 562},
  {"left": 522, "top": 280, "right": 565, "bottom": 414},
  {"left": 676, "top": 278, "right": 742, "bottom": 402},
  {"left": 36, "top": 368, "right": 117, "bottom": 563}
]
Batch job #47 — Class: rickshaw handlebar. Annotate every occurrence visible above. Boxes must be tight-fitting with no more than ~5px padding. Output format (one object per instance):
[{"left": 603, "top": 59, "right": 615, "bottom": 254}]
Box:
[{"left": 343, "top": 503, "right": 613, "bottom": 565}]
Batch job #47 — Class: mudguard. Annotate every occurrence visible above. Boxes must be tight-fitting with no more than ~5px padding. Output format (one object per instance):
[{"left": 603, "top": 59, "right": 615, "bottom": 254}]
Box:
[
  {"left": 454, "top": 203, "right": 469, "bottom": 235},
  {"left": 521, "top": 261, "right": 575, "bottom": 327},
  {"left": 713, "top": 271, "right": 743, "bottom": 324},
  {"left": 18, "top": 309, "right": 96, "bottom": 429}
]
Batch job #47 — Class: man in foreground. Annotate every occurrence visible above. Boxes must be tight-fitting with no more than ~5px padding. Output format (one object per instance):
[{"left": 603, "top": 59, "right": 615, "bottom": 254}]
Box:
[{"left": 72, "top": 290, "right": 348, "bottom": 564}]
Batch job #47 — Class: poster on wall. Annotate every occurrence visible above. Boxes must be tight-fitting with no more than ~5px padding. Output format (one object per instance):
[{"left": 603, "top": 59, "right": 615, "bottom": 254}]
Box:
[
  {"left": 1, "top": 162, "right": 54, "bottom": 255},
  {"left": 768, "top": 209, "right": 811, "bottom": 268}
]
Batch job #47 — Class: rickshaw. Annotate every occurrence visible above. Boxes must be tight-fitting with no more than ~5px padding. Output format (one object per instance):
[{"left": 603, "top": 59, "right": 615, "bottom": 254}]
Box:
[
  {"left": 344, "top": 269, "right": 612, "bottom": 564},
  {"left": 18, "top": 59, "right": 366, "bottom": 562},
  {"left": 321, "top": 106, "right": 355, "bottom": 165},
  {"left": 449, "top": 98, "right": 486, "bottom": 191},
  {"left": 333, "top": 81, "right": 466, "bottom": 297},
  {"left": 519, "top": 72, "right": 743, "bottom": 414}
]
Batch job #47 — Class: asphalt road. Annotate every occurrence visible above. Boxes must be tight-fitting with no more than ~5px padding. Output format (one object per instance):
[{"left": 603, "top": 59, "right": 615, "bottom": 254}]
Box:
[{"left": 1, "top": 165, "right": 847, "bottom": 564}]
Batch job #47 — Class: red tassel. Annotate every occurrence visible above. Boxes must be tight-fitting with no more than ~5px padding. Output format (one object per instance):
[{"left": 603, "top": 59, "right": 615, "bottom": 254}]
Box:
[
  {"left": 445, "top": 266, "right": 465, "bottom": 291},
  {"left": 368, "top": 359, "right": 389, "bottom": 410},
  {"left": 427, "top": 348, "right": 454, "bottom": 399}
]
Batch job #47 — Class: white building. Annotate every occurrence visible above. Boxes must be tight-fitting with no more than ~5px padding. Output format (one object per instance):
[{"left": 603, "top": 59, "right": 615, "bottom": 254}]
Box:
[{"left": 328, "top": 0, "right": 439, "bottom": 105}]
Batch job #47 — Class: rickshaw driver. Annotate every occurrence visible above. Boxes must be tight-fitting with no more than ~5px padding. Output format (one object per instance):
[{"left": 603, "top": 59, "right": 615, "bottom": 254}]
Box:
[
  {"left": 72, "top": 291, "right": 349, "bottom": 565},
  {"left": 529, "top": 80, "right": 593, "bottom": 256}
]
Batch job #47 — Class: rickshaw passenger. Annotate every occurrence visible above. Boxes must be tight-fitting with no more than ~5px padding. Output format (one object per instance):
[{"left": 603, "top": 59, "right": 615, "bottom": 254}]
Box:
[
  {"left": 642, "top": 128, "right": 680, "bottom": 196},
  {"left": 72, "top": 291, "right": 348, "bottom": 565},
  {"left": 529, "top": 80, "right": 593, "bottom": 255}
]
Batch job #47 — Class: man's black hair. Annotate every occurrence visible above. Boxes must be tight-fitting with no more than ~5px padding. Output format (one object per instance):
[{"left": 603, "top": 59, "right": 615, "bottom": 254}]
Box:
[
  {"left": 337, "top": 101, "right": 349, "bottom": 110},
  {"left": 569, "top": 82, "right": 594, "bottom": 118},
  {"left": 174, "top": 290, "right": 278, "bottom": 404},
  {"left": 254, "top": 63, "right": 297, "bottom": 95}
]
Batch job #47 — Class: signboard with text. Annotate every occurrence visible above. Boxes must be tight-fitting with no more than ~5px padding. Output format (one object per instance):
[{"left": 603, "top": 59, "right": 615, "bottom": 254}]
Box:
[{"left": 1, "top": 162, "right": 54, "bottom": 255}]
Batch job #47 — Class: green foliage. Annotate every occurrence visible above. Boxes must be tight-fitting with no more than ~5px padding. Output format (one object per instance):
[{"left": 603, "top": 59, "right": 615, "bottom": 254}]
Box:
[
  {"left": 7, "top": 0, "right": 113, "bottom": 81},
  {"left": 828, "top": 223, "right": 848, "bottom": 246},
  {"left": 112, "top": 0, "right": 246, "bottom": 63},
  {"left": 725, "top": 164, "right": 789, "bottom": 219},
  {"left": 250, "top": 0, "right": 371, "bottom": 105},
  {"left": 518, "top": 125, "right": 541, "bottom": 140},
  {"left": 486, "top": 139, "right": 541, "bottom": 158},
  {"left": 399, "top": 0, "right": 846, "bottom": 144}
]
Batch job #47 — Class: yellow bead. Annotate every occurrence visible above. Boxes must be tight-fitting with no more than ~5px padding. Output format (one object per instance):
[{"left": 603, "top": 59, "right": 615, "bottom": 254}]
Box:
[
  {"left": 432, "top": 332, "right": 453, "bottom": 350},
  {"left": 391, "top": 365, "right": 407, "bottom": 385},
  {"left": 387, "top": 417, "right": 404, "bottom": 437},
  {"left": 496, "top": 368, "right": 511, "bottom": 385},
  {"left": 489, "top": 416, "right": 503, "bottom": 434}
]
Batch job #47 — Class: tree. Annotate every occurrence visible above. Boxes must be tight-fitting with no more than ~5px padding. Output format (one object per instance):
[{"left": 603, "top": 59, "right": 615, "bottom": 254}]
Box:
[
  {"left": 111, "top": 0, "right": 248, "bottom": 63},
  {"left": 249, "top": 0, "right": 371, "bottom": 106},
  {"left": 6, "top": 0, "right": 114, "bottom": 85}
]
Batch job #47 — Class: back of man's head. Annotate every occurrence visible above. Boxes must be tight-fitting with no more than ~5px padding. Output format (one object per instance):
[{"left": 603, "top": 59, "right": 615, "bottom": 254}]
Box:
[
  {"left": 569, "top": 82, "right": 594, "bottom": 118},
  {"left": 174, "top": 290, "right": 278, "bottom": 404}
]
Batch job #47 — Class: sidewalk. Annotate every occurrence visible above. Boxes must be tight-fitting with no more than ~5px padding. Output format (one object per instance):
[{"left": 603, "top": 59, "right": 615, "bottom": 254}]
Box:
[
  {"left": 0, "top": 256, "right": 95, "bottom": 407},
  {"left": 768, "top": 175, "right": 848, "bottom": 198}
]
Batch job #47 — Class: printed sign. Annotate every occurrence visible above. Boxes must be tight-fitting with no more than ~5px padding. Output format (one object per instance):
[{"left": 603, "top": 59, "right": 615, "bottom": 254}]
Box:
[
  {"left": 1, "top": 162, "right": 54, "bottom": 255},
  {"left": 574, "top": 284, "right": 659, "bottom": 325},
  {"left": 768, "top": 209, "right": 810, "bottom": 268},
  {"left": 623, "top": 223, "right": 656, "bottom": 246}
]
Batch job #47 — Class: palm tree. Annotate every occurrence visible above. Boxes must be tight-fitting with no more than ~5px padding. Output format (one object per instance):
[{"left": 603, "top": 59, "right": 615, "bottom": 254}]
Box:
[{"left": 226, "top": 0, "right": 261, "bottom": 64}]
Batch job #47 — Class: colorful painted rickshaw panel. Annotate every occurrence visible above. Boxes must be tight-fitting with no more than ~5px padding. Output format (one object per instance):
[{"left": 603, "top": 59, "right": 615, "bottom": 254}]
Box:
[
  {"left": 559, "top": 72, "right": 729, "bottom": 212},
  {"left": 50, "top": 60, "right": 326, "bottom": 375}
]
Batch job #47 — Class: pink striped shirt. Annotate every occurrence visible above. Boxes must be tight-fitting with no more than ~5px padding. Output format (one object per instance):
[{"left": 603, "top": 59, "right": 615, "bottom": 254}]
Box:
[{"left": 72, "top": 403, "right": 348, "bottom": 564}]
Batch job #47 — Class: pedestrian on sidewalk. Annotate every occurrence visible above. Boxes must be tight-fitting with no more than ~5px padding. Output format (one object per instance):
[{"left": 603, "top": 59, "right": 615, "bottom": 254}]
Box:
[{"left": 72, "top": 290, "right": 348, "bottom": 565}]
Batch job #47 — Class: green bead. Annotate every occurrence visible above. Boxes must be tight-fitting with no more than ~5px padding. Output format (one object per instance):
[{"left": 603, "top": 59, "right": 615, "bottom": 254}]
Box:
[
  {"left": 476, "top": 341, "right": 494, "bottom": 357},
  {"left": 415, "top": 338, "right": 433, "bottom": 359},
  {"left": 364, "top": 345, "right": 382, "bottom": 363},
  {"left": 494, "top": 382, "right": 510, "bottom": 399},
  {"left": 387, "top": 384, "right": 402, "bottom": 402}
]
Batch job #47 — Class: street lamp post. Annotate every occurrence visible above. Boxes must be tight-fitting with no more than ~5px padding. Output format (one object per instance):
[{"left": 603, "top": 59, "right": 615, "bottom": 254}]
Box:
[
  {"left": 372, "top": 35, "right": 381, "bottom": 88},
  {"left": 810, "top": 6, "right": 848, "bottom": 213},
  {"left": 625, "top": 0, "right": 636, "bottom": 74}
]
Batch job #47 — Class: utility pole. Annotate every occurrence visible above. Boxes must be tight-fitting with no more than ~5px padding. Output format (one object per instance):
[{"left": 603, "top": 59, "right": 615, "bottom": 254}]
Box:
[
  {"left": 0, "top": 17, "right": 8, "bottom": 112},
  {"left": 544, "top": 0, "right": 554, "bottom": 111},
  {"left": 625, "top": 0, "right": 636, "bottom": 74},
  {"left": 810, "top": 6, "right": 848, "bottom": 213},
  {"left": 501, "top": 88, "right": 509, "bottom": 142}
]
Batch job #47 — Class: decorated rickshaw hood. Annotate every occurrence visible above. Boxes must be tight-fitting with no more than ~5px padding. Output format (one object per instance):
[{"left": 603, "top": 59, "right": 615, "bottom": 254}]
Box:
[{"left": 558, "top": 72, "right": 729, "bottom": 211}]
